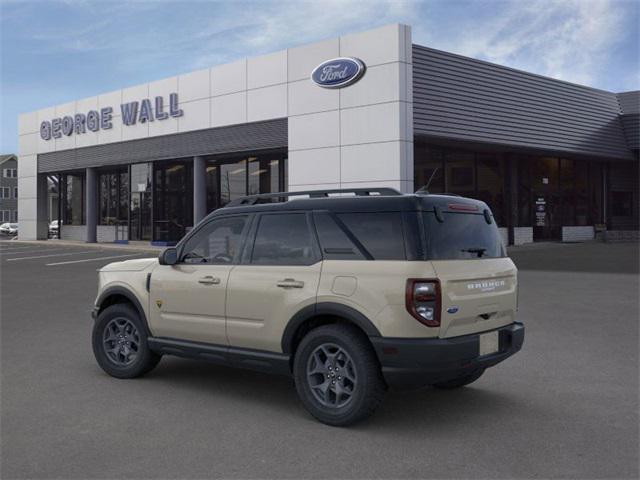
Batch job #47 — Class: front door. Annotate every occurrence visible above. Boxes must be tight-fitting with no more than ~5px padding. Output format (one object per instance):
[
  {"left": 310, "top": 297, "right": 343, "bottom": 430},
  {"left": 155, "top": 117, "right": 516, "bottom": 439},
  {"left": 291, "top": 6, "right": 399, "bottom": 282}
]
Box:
[
  {"left": 148, "top": 215, "right": 250, "bottom": 345},
  {"left": 226, "top": 212, "right": 322, "bottom": 352},
  {"left": 531, "top": 157, "right": 561, "bottom": 241},
  {"left": 130, "top": 192, "right": 152, "bottom": 241}
]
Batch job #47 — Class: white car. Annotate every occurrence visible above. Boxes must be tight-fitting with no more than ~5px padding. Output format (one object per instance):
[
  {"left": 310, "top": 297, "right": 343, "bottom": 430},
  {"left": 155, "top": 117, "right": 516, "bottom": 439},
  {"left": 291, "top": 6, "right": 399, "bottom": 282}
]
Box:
[
  {"left": 49, "top": 220, "right": 60, "bottom": 238},
  {"left": 0, "top": 223, "right": 18, "bottom": 236}
]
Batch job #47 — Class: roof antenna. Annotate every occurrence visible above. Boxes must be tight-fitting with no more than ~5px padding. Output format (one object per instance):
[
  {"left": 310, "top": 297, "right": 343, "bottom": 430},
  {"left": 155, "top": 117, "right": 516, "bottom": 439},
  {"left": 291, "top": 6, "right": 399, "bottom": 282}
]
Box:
[{"left": 415, "top": 167, "right": 439, "bottom": 195}]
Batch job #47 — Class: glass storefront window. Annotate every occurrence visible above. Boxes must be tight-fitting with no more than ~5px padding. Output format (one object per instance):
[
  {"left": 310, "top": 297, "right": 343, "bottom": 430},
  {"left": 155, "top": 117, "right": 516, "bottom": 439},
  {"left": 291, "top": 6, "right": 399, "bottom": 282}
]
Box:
[
  {"left": 98, "top": 169, "right": 128, "bottom": 225},
  {"left": 414, "top": 144, "right": 444, "bottom": 193},
  {"left": 220, "top": 159, "right": 247, "bottom": 205},
  {"left": 415, "top": 141, "right": 615, "bottom": 238},
  {"left": 589, "top": 162, "right": 604, "bottom": 225},
  {"left": 516, "top": 157, "right": 532, "bottom": 227},
  {"left": 206, "top": 151, "right": 287, "bottom": 213},
  {"left": 130, "top": 163, "right": 152, "bottom": 241},
  {"left": 574, "top": 161, "right": 589, "bottom": 226},
  {"left": 62, "top": 173, "right": 85, "bottom": 225},
  {"left": 154, "top": 161, "right": 193, "bottom": 242},
  {"left": 476, "top": 154, "right": 505, "bottom": 226},
  {"left": 445, "top": 151, "right": 475, "bottom": 196}
]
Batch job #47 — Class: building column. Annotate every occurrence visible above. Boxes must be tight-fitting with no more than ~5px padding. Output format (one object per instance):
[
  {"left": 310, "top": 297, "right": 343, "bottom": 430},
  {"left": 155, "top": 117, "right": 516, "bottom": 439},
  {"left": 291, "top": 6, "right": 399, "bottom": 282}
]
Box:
[
  {"left": 36, "top": 173, "right": 49, "bottom": 239},
  {"left": 85, "top": 167, "right": 97, "bottom": 243},
  {"left": 193, "top": 156, "right": 206, "bottom": 225}
]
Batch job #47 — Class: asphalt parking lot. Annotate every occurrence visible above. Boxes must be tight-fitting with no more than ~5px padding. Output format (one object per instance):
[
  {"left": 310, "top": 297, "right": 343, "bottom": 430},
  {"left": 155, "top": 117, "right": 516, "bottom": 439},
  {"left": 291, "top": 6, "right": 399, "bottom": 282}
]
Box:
[{"left": 1, "top": 240, "right": 638, "bottom": 479}]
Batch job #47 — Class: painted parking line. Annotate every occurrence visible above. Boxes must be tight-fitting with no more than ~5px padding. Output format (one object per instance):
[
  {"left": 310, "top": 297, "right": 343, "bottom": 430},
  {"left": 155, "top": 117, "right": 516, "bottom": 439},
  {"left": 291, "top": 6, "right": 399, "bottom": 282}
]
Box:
[
  {"left": 46, "top": 253, "right": 144, "bottom": 266},
  {"left": 0, "top": 248, "right": 74, "bottom": 256},
  {"left": 7, "top": 250, "right": 103, "bottom": 262}
]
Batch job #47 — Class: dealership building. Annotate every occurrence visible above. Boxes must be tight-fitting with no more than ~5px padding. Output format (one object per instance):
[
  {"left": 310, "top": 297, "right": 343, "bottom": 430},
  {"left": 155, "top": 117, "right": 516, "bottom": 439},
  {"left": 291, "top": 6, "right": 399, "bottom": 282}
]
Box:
[{"left": 17, "top": 24, "right": 639, "bottom": 245}]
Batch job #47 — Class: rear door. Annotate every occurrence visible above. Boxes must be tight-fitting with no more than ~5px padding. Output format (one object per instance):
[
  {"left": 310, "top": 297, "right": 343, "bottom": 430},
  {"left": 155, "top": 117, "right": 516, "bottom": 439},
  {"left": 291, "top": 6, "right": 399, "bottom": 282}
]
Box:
[
  {"left": 226, "top": 212, "right": 322, "bottom": 352},
  {"left": 424, "top": 210, "right": 517, "bottom": 338}
]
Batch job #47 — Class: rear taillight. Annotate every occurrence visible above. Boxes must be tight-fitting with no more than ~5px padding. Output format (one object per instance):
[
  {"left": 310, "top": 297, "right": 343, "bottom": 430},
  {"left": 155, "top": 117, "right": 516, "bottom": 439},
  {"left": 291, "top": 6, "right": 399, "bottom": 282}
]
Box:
[{"left": 406, "top": 279, "right": 441, "bottom": 327}]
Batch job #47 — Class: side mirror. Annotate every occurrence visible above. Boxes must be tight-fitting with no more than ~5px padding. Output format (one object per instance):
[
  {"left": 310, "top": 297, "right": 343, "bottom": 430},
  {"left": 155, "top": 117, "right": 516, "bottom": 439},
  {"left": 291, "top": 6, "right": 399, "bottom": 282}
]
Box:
[{"left": 159, "top": 247, "right": 178, "bottom": 265}]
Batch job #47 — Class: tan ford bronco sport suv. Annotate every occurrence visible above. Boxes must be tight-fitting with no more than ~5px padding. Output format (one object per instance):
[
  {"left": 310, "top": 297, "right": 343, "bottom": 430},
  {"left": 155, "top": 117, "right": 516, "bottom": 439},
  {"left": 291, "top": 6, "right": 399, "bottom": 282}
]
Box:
[{"left": 91, "top": 188, "right": 524, "bottom": 426}]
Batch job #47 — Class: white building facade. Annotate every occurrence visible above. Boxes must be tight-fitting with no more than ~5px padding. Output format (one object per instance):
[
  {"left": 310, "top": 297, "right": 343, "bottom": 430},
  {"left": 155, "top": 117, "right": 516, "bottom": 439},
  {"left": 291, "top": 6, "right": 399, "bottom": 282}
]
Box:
[{"left": 17, "top": 24, "right": 639, "bottom": 245}]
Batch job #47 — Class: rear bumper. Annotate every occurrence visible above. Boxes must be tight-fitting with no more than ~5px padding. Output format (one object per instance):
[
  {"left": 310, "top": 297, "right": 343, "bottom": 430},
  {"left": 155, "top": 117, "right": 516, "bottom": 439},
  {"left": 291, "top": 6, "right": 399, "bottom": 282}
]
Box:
[{"left": 370, "top": 322, "right": 524, "bottom": 389}]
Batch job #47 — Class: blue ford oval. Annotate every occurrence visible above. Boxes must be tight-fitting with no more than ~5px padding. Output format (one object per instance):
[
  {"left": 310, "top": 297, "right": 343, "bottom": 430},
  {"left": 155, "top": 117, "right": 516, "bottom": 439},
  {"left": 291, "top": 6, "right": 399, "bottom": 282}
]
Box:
[{"left": 311, "top": 57, "right": 366, "bottom": 89}]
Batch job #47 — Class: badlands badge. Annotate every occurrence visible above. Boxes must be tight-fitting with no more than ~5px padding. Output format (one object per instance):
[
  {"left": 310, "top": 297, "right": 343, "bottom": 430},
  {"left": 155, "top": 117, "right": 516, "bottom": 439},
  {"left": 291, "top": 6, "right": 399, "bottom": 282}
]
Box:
[{"left": 156, "top": 299, "right": 163, "bottom": 308}]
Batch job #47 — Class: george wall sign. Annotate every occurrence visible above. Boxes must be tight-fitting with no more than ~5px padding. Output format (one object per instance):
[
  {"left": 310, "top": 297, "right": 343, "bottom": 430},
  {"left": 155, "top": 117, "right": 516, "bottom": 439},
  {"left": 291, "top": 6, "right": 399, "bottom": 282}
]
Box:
[
  {"left": 40, "top": 93, "right": 184, "bottom": 140},
  {"left": 311, "top": 57, "right": 366, "bottom": 89}
]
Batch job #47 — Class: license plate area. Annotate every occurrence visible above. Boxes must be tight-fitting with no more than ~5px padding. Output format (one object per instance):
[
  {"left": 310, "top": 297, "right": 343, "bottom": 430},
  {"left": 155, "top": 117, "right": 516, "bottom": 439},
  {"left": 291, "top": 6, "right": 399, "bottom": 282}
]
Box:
[{"left": 479, "top": 331, "right": 500, "bottom": 356}]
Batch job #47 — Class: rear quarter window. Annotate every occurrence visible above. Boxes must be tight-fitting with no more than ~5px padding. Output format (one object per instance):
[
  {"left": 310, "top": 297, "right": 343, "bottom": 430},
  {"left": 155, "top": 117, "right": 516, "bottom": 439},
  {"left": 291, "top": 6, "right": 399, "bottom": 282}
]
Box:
[
  {"left": 424, "top": 212, "right": 505, "bottom": 260},
  {"left": 337, "top": 212, "right": 406, "bottom": 260}
]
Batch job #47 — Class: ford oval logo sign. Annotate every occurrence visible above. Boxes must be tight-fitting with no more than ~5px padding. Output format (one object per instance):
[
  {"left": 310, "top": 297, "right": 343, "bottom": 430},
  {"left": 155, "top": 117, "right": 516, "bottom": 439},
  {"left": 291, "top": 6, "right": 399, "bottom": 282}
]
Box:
[{"left": 311, "top": 57, "right": 366, "bottom": 89}]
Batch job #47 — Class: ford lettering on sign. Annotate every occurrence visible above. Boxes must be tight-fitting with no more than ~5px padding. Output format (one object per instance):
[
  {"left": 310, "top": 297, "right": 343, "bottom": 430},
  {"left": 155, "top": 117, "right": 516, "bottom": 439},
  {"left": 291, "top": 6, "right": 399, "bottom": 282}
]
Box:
[{"left": 311, "top": 57, "right": 366, "bottom": 89}]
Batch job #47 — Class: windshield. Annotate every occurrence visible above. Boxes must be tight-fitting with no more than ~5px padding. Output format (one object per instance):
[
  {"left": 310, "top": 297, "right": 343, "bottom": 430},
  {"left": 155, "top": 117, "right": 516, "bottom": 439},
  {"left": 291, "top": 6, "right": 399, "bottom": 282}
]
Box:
[{"left": 423, "top": 212, "right": 505, "bottom": 260}]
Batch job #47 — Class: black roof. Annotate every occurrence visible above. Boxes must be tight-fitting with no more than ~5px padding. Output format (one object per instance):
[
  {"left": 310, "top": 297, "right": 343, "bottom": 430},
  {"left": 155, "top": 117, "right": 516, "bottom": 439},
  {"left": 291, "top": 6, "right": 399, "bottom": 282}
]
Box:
[{"left": 207, "top": 190, "right": 490, "bottom": 220}]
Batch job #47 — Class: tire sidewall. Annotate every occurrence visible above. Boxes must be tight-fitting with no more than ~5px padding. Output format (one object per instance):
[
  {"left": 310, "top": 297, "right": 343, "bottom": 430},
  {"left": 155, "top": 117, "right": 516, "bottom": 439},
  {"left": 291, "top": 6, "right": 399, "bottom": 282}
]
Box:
[
  {"left": 92, "top": 304, "right": 157, "bottom": 378},
  {"left": 293, "top": 326, "right": 381, "bottom": 425}
]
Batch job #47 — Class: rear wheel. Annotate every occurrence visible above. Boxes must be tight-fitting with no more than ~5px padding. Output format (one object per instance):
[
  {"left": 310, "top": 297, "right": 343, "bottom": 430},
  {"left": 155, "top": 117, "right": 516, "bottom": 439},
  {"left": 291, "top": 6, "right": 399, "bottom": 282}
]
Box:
[
  {"left": 432, "top": 369, "right": 485, "bottom": 389},
  {"left": 293, "top": 324, "right": 386, "bottom": 426},
  {"left": 92, "top": 303, "right": 161, "bottom": 379}
]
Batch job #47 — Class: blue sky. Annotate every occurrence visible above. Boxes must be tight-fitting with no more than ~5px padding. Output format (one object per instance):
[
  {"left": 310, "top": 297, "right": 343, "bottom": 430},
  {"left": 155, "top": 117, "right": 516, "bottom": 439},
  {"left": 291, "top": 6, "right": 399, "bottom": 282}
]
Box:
[{"left": 1, "top": 0, "right": 638, "bottom": 153}]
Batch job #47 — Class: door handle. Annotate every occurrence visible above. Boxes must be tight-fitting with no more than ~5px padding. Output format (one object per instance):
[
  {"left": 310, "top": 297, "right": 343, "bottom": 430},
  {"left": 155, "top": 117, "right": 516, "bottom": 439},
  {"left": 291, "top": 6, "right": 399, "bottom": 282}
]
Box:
[
  {"left": 198, "top": 276, "right": 221, "bottom": 285},
  {"left": 277, "top": 278, "right": 305, "bottom": 289}
]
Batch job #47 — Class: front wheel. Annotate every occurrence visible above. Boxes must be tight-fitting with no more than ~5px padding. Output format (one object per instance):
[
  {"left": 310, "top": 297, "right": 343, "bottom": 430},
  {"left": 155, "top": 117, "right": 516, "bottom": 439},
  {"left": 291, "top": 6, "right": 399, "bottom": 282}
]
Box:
[
  {"left": 92, "top": 303, "right": 161, "bottom": 379},
  {"left": 293, "top": 324, "right": 386, "bottom": 426}
]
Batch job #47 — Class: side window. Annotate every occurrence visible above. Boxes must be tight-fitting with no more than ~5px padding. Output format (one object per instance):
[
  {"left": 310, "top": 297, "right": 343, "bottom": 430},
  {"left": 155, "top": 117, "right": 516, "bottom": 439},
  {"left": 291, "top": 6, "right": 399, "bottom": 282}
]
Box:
[
  {"left": 313, "top": 212, "right": 366, "bottom": 260},
  {"left": 181, "top": 216, "right": 247, "bottom": 264},
  {"left": 337, "top": 212, "right": 406, "bottom": 260},
  {"left": 251, "top": 213, "right": 317, "bottom": 265}
]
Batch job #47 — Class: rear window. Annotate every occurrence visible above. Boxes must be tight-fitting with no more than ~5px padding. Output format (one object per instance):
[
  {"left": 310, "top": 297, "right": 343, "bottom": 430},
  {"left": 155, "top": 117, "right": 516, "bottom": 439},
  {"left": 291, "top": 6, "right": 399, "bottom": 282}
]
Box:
[{"left": 423, "top": 212, "right": 505, "bottom": 260}]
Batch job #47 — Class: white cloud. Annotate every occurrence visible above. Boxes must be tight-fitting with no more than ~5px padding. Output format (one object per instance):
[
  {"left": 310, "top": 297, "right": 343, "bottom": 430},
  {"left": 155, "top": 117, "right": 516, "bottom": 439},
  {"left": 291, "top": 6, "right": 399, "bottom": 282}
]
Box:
[{"left": 414, "top": 0, "right": 636, "bottom": 89}]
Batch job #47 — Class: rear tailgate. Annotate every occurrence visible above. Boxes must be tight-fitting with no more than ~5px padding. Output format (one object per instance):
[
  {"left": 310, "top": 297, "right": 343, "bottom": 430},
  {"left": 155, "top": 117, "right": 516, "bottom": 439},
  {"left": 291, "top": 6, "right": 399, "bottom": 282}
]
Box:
[{"left": 432, "top": 258, "right": 517, "bottom": 338}]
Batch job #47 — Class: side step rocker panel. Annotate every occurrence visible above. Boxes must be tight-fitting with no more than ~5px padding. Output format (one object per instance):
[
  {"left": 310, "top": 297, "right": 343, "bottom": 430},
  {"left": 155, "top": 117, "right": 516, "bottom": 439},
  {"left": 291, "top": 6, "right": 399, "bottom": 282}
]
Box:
[{"left": 147, "top": 337, "right": 292, "bottom": 376}]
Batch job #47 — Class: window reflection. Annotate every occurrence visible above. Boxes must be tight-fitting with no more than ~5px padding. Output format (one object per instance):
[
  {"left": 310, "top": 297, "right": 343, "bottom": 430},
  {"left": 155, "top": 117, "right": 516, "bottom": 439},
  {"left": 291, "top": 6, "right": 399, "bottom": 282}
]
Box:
[
  {"left": 62, "top": 173, "right": 85, "bottom": 225},
  {"left": 206, "top": 151, "right": 287, "bottom": 213},
  {"left": 98, "top": 169, "right": 128, "bottom": 225}
]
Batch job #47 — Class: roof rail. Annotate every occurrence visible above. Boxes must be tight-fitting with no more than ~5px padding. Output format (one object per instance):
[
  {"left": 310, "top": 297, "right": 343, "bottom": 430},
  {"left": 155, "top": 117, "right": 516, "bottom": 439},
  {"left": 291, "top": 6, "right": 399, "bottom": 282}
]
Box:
[{"left": 226, "top": 188, "right": 402, "bottom": 207}]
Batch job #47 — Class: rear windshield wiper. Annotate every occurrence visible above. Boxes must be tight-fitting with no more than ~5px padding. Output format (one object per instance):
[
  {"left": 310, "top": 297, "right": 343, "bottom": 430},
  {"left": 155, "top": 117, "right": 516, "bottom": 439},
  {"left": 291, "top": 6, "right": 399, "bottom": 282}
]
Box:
[{"left": 461, "top": 247, "right": 487, "bottom": 258}]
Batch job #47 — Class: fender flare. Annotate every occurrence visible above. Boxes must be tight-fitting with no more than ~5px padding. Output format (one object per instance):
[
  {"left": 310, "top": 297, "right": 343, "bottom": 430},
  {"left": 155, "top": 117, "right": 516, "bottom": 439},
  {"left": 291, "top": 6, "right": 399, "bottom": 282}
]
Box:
[
  {"left": 95, "top": 286, "right": 151, "bottom": 336},
  {"left": 281, "top": 302, "right": 381, "bottom": 354}
]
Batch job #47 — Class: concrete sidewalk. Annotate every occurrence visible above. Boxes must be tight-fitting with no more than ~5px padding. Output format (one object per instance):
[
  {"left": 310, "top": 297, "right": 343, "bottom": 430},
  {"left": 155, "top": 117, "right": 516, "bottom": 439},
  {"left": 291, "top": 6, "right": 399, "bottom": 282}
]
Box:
[{"left": 1, "top": 238, "right": 163, "bottom": 253}]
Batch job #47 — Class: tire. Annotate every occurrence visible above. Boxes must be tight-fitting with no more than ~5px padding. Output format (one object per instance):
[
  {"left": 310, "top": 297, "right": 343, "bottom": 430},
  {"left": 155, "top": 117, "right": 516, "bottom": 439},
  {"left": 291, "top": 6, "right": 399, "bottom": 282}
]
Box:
[
  {"left": 432, "top": 369, "right": 485, "bottom": 389},
  {"left": 293, "top": 324, "right": 387, "bottom": 426},
  {"left": 92, "top": 303, "right": 161, "bottom": 379}
]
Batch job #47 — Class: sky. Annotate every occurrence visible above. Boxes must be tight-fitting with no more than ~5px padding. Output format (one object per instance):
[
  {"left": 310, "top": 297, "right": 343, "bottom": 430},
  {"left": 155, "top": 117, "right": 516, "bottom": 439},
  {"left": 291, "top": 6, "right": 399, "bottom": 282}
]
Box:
[{"left": 1, "top": 0, "right": 638, "bottom": 153}]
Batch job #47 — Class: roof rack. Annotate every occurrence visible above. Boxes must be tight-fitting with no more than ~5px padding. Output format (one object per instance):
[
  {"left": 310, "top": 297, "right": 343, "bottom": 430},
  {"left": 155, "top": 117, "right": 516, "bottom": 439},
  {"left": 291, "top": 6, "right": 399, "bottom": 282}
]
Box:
[{"left": 226, "top": 188, "right": 402, "bottom": 207}]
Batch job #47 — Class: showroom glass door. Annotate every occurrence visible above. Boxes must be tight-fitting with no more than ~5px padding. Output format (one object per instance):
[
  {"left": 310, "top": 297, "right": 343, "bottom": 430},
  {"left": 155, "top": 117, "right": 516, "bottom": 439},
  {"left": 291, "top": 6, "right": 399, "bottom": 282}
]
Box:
[
  {"left": 153, "top": 160, "right": 193, "bottom": 243},
  {"left": 129, "top": 163, "right": 153, "bottom": 241},
  {"left": 531, "top": 157, "right": 561, "bottom": 241},
  {"left": 130, "top": 192, "right": 152, "bottom": 241}
]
